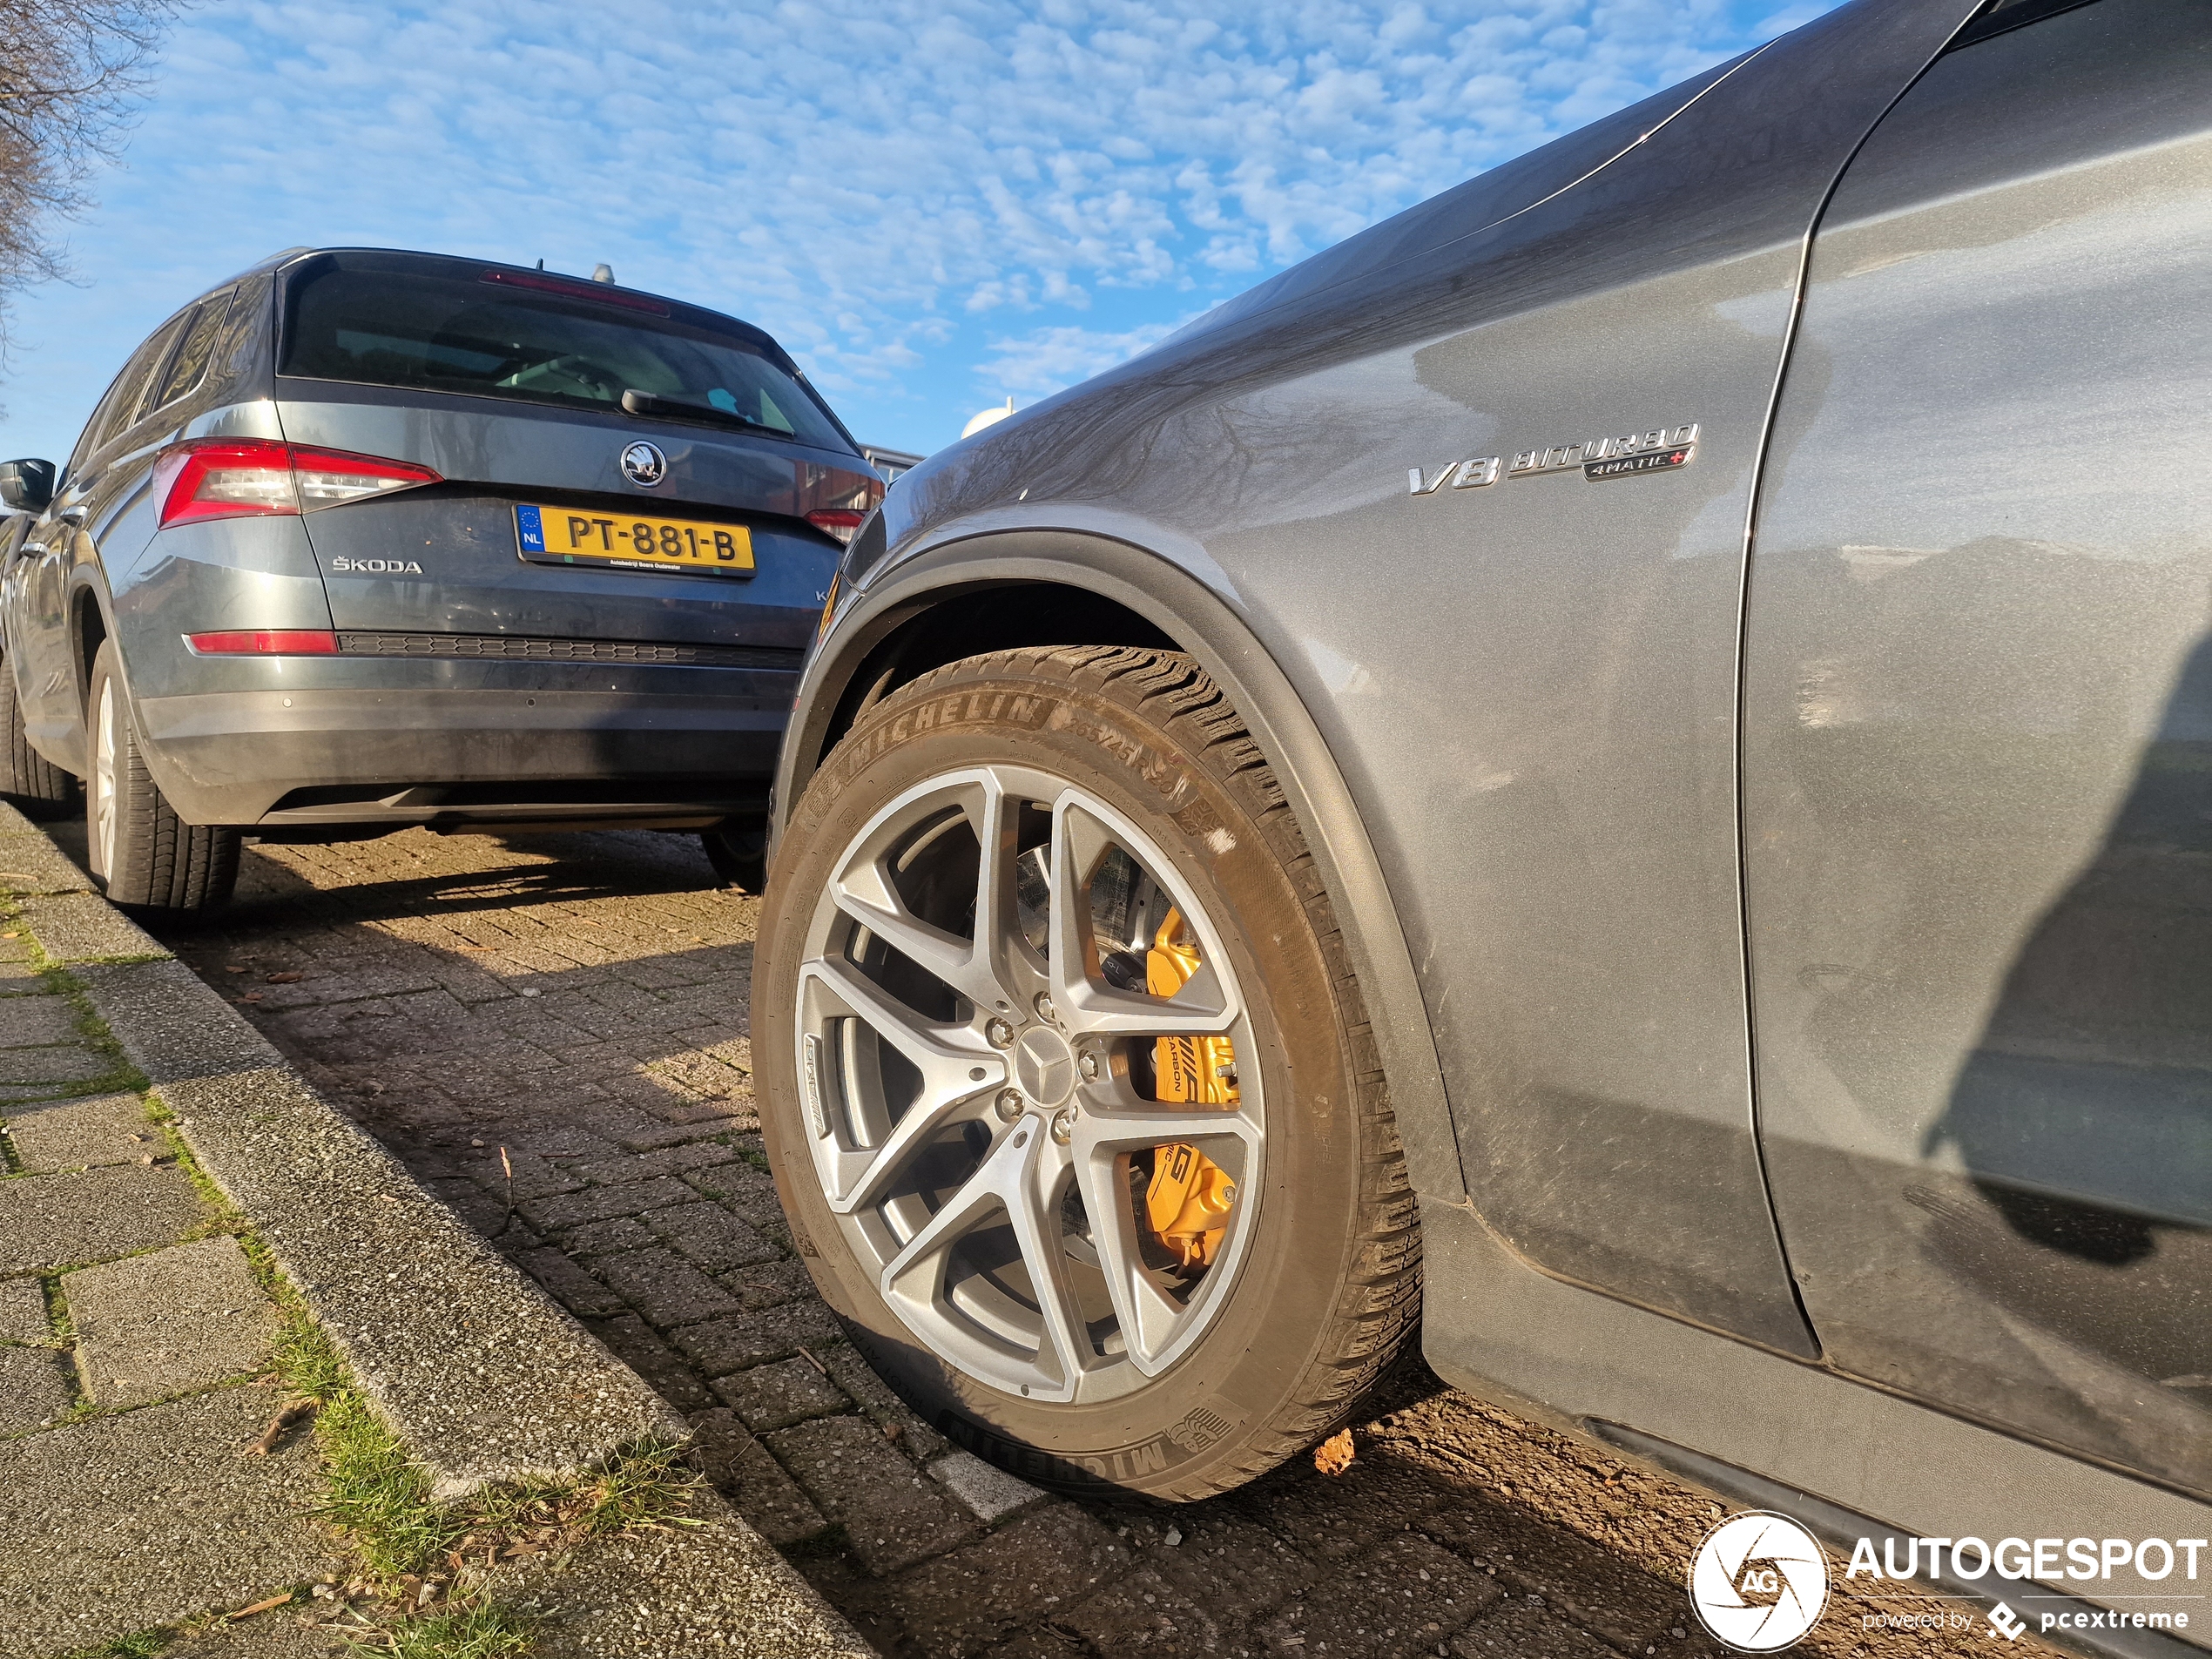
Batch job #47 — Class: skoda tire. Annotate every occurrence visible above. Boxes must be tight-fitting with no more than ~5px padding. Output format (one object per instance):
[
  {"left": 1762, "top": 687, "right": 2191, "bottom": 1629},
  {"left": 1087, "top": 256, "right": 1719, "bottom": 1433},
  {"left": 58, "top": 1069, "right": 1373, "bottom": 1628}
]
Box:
[
  {"left": 85, "top": 641, "right": 239, "bottom": 912},
  {"left": 752, "top": 646, "right": 1419, "bottom": 1500},
  {"left": 0, "top": 652, "right": 75, "bottom": 816},
  {"left": 702, "top": 816, "right": 770, "bottom": 895}
]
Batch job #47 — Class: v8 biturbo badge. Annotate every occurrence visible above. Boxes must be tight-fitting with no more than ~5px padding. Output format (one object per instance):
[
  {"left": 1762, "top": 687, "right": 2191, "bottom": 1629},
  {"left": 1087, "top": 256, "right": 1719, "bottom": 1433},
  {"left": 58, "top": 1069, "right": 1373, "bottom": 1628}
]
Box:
[{"left": 1410, "top": 423, "right": 1699, "bottom": 495}]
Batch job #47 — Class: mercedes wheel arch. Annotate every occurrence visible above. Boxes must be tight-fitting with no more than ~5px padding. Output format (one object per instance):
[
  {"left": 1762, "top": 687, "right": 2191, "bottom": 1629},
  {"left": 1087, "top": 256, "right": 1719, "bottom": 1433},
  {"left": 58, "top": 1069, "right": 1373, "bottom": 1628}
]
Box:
[{"left": 776, "top": 532, "right": 1474, "bottom": 1215}]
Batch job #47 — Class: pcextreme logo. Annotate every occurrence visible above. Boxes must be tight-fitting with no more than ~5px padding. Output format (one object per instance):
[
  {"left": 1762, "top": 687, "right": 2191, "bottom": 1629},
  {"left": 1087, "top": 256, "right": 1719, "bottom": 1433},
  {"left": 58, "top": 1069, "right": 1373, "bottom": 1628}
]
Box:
[{"left": 1688, "top": 1512, "right": 1829, "bottom": 1652}]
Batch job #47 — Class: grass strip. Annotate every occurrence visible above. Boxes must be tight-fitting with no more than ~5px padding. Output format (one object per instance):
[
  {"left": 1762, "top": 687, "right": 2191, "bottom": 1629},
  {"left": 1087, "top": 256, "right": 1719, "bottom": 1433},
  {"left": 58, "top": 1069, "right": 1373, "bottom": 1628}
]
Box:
[
  {"left": 379, "top": 1600, "right": 536, "bottom": 1659},
  {"left": 9, "top": 898, "right": 701, "bottom": 1656}
]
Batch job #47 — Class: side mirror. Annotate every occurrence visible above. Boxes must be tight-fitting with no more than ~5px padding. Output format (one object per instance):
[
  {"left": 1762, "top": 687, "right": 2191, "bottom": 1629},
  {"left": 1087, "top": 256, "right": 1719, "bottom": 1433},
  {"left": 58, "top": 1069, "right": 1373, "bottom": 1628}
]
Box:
[{"left": 0, "top": 460, "right": 56, "bottom": 514}]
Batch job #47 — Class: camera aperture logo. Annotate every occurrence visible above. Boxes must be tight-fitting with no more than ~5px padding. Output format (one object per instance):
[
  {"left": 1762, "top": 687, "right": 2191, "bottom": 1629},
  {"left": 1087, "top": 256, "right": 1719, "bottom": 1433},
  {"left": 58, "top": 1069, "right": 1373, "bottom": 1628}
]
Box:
[{"left": 1689, "top": 1512, "right": 1830, "bottom": 1652}]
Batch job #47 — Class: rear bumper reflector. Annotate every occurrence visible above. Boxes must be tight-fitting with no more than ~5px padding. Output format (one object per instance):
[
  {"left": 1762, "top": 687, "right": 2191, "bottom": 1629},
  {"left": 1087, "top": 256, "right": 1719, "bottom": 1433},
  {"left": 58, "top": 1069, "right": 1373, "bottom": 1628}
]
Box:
[{"left": 186, "top": 631, "right": 341, "bottom": 655}]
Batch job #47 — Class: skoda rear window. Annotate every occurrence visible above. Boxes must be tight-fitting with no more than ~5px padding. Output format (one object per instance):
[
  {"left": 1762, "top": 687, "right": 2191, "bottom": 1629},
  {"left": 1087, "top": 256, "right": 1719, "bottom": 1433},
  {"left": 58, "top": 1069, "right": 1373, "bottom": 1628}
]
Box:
[{"left": 278, "top": 260, "right": 853, "bottom": 452}]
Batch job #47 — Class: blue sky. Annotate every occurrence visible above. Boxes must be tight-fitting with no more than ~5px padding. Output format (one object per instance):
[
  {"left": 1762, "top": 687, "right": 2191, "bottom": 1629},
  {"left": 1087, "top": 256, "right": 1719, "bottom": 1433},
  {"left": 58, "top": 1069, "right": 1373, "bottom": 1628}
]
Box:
[{"left": 0, "top": 0, "right": 1828, "bottom": 463}]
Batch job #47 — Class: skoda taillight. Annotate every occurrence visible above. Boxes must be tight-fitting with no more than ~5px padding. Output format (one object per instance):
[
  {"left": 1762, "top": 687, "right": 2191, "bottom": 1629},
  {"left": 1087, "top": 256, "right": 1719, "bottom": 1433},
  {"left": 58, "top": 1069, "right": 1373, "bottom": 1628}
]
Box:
[
  {"left": 152, "top": 440, "right": 298, "bottom": 528},
  {"left": 153, "top": 439, "right": 441, "bottom": 529},
  {"left": 806, "top": 508, "right": 868, "bottom": 546},
  {"left": 291, "top": 445, "right": 442, "bottom": 509}
]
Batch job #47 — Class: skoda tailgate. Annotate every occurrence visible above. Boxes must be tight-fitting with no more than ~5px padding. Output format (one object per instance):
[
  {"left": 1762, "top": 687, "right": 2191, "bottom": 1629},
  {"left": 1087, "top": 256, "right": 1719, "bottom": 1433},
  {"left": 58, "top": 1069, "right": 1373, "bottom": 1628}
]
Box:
[{"left": 264, "top": 248, "right": 878, "bottom": 660}]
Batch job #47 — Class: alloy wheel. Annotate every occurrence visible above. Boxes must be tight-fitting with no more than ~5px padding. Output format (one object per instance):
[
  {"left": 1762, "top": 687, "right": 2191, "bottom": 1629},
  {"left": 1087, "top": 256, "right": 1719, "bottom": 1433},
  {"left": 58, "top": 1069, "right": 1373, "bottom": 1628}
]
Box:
[
  {"left": 91, "top": 677, "right": 118, "bottom": 879},
  {"left": 793, "top": 764, "right": 1265, "bottom": 1405}
]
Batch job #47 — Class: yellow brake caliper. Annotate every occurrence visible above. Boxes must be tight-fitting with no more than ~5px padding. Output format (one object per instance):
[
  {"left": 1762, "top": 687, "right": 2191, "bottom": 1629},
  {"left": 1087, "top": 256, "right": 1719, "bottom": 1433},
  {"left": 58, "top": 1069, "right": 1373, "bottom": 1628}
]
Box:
[{"left": 1143, "top": 907, "right": 1238, "bottom": 1273}]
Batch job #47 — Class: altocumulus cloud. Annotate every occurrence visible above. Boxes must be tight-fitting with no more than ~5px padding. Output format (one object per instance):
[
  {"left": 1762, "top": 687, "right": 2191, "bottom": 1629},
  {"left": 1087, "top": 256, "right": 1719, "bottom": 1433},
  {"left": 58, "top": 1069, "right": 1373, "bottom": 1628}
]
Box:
[{"left": 0, "top": 0, "right": 1825, "bottom": 456}]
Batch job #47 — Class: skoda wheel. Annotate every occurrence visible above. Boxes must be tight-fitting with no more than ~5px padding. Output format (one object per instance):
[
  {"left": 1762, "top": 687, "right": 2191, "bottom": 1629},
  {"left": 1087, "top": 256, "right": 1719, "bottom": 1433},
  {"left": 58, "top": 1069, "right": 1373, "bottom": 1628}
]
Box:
[
  {"left": 0, "top": 651, "right": 75, "bottom": 816},
  {"left": 752, "top": 646, "right": 1419, "bottom": 1499},
  {"left": 85, "top": 641, "right": 239, "bottom": 912},
  {"left": 702, "top": 815, "right": 769, "bottom": 895}
]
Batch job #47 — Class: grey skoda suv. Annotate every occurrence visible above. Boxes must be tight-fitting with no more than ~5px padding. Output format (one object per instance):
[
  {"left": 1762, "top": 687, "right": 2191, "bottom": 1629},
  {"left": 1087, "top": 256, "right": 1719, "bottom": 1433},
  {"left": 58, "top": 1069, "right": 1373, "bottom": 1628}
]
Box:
[
  {"left": 0, "top": 247, "right": 880, "bottom": 910},
  {"left": 755, "top": 0, "right": 2212, "bottom": 1644}
]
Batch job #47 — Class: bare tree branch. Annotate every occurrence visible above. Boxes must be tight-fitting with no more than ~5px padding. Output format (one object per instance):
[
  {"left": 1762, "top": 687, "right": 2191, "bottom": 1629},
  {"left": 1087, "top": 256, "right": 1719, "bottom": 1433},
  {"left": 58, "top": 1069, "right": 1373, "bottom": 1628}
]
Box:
[{"left": 0, "top": 0, "right": 187, "bottom": 394}]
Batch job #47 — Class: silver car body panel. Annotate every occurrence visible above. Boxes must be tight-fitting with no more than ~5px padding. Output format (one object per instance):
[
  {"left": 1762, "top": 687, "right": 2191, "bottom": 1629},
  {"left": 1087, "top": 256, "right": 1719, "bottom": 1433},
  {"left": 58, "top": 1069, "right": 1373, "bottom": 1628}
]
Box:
[{"left": 1743, "top": 0, "right": 2212, "bottom": 1497}]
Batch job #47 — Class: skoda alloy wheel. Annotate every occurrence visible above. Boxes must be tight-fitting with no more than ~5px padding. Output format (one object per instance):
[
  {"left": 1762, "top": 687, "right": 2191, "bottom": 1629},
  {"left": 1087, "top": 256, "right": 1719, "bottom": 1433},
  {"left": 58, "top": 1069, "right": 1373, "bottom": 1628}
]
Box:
[
  {"left": 754, "top": 646, "right": 1420, "bottom": 1499},
  {"left": 91, "top": 670, "right": 120, "bottom": 880},
  {"left": 84, "top": 641, "right": 239, "bottom": 912}
]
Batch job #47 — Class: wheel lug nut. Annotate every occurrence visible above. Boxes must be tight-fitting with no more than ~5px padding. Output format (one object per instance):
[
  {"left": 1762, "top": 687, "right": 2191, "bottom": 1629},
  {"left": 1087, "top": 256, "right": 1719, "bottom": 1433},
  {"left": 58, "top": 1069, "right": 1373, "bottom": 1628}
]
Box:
[
  {"left": 1049, "top": 1109, "right": 1074, "bottom": 1145},
  {"left": 995, "top": 1088, "right": 1023, "bottom": 1123},
  {"left": 985, "top": 1018, "right": 1015, "bottom": 1049},
  {"left": 1033, "top": 993, "right": 1058, "bottom": 1025},
  {"left": 1076, "top": 1050, "right": 1100, "bottom": 1083}
]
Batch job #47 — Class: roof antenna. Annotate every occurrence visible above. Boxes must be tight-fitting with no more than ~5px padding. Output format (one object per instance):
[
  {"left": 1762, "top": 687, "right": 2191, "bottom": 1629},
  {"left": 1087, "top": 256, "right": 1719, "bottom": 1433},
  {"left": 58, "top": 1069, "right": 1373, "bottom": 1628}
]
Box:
[
  {"left": 592, "top": 263, "right": 615, "bottom": 284},
  {"left": 536, "top": 259, "right": 544, "bottom": 270}
]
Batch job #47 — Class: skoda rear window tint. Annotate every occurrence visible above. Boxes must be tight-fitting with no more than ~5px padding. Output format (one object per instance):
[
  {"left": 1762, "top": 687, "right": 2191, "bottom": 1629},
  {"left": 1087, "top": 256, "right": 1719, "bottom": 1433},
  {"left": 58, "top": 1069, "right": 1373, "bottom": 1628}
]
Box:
[
  {"left": 85, "top": 314, "right": 189, "bottom": 455},
  {"left": 279, "top": 260, "right": 853, "bottom": 453},
  {"left": 204, "top": 273, "right": 272, "bottom": 401},
  {"left": 147, "top": 291, "right": 233, "bottom": 413}
]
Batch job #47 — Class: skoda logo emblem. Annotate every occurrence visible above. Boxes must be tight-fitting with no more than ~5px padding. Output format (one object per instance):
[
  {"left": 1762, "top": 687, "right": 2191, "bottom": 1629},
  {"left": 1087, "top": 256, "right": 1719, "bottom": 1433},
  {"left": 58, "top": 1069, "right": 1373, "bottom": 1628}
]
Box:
[
  {"left": 1688, "top": 1512, "right": 1828, "bottom": 1652},
  {"left": 620, "top": 441, "right": 667, "bottom": 488}
]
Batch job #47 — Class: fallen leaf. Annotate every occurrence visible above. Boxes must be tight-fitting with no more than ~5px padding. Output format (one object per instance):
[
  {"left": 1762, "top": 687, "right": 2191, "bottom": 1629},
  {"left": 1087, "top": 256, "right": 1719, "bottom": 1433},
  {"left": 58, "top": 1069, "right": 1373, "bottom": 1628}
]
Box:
[
  {"left": 1313, "top": 1428, "right": 1355, "bottom": 1476},
  {"left": 237, "top": 992, "right": 263, "bottom": 1003},
  {"left": 225, "top": 964, "right": 249, "bottom": 973},
  {"left": 264, "top": 971, "right": 304, "bottom": 983}
]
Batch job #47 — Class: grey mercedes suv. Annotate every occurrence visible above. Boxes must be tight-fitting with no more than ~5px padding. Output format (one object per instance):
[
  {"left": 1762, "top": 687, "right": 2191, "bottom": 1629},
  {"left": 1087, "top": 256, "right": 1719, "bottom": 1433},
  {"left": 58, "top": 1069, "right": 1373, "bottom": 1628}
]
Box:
[
  {"left": 0, "top": 248, "right": 880, "bottom": 909},
  {"left": 755, "top": 0, "right": 2211, "bottom": 1646}
]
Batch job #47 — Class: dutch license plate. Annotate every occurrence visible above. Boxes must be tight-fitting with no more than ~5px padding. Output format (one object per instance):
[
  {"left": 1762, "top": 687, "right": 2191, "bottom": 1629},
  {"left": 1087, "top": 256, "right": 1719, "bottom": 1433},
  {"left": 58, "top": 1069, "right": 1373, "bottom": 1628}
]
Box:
[{"left": 515, "top": 504, "right": 754, "bottom": 576}]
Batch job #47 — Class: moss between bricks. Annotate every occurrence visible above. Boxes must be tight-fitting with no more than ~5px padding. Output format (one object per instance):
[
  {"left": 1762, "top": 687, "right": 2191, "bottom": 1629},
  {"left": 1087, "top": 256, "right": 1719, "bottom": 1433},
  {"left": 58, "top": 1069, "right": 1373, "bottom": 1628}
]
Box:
[{"left": 9, "top": 909, "right": 701, "bottom": 1659}]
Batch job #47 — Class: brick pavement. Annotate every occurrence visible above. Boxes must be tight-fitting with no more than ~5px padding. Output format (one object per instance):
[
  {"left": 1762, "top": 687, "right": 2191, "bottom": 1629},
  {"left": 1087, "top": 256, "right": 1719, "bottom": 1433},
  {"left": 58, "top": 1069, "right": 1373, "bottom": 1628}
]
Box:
[
  {"left": 0, "top": 924, "right": 348, "bottom": 1654},
  {"left": 138, "top": 825, "right": 2069, "bottom": 1659}
]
